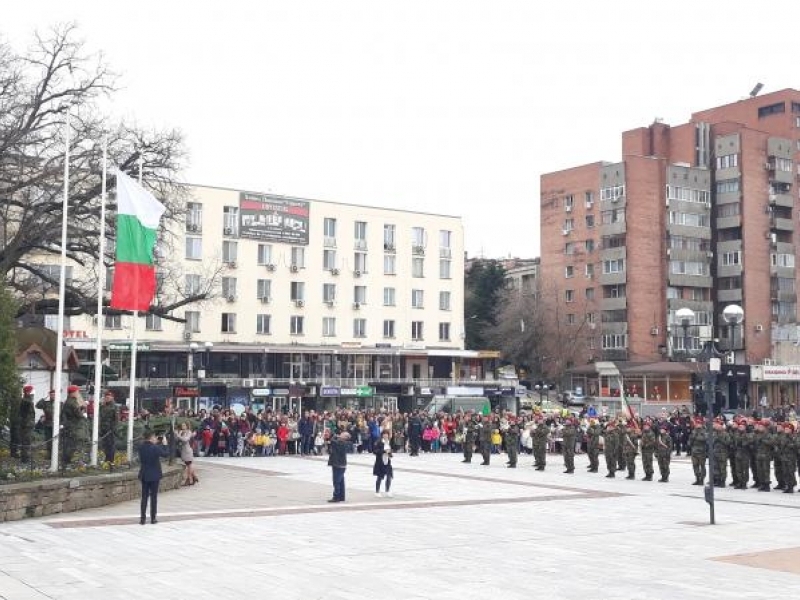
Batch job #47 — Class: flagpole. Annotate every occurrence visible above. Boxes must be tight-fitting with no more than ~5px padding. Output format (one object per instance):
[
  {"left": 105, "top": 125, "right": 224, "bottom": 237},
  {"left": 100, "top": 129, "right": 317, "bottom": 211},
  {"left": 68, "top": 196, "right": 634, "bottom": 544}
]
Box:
[
  {"left": 50, "top": 105, "right": 71, "bottom": 472},
  {"left": 90, "top": 134, "right": 108, "bottom": 467},
  {"left": 126, "top": 156, "right": 144, "bottom": 461}
]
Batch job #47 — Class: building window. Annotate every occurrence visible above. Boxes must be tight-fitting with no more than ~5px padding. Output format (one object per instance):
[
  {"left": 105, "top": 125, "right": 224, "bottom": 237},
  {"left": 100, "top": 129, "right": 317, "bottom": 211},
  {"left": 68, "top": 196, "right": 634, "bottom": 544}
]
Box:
[
  {"left": 669, "top": 235, "right": 710, "bottom": 252},
  {"left": 585, "top": 214, "right": 595, "bottom": 228},
  {"left": 585, "top": 287, "right": 594, "bottom": 300},
  {"left": 585, "top": 264, "right": 595, "bottom": 279},
  {"left": 715, "top": 154, "right": 738, "bottom": 170},
  {"left": 600, "top": 209, "right": 625, "bottom": 225},
  {"left": 291, "top": 246, "right": 306, "bottom": 268},
  {"left": 185, "top": 311, "right": 200, "bottom": 333},
  {"left": 758, "top": 102, "right": 785, "bottom": 118},
  {"left": 438, "top": 322, "right": 451, "bottom": 341},
  {"left": 602, "top": 334, "right": 627, "bottom": 349},
  {"left": 185, "top": 274, "right": 202, "bottom": 295},
  {"left": 666, "top": 186, "right": 711, "bottom": 204},
  {"left": 587, "top": 312, "right": 597, "bottom": 324},
  {"left": 257, "top": 279, "right": 272, "bottom": 301},
  {"left": 721, "top": 251, "right": 742, "bottom": 266},
  {"left": 564, "top": 242, "right": 576, "bottom": 255},
  {"left": 104, "top": 314, "right": 122, "bottom": 329},
  {"left": 412, "top": 227, "right": 426, "bottom": 247},
  {"left": 771, "top": 253, "right": 795, "bottom": 268},
  {"left": 669, "top": 212, "right": 709, "bottom": 228},
  {"left": 186, "top": 202, "right": 203, "bottom": 232},
  {"left": 354, "top": 221, "right": 367, "bottom": 242},
  {"left": 567, "top": 313, "right": 576, "bottom": 325},
  {"left": 600, "top": 185, "right": 625, "bottom": 201},
  {"left": 323, "top": 283, "right": 336, "bottom": 303},
  {"left": 584, "top": 239, "right": 595, "bottom": 253},
  {"left": 669, "top": 261, "right": 709, "bottom": 276},
  {"left": 145, "top": 314, "right": 162, "bottom": 331},
  {"left": 222, "top": 240, "right": 238, "bottom": 264},
  {"left": 605, "top": 284, "right": 626, "bottom": 298},
  {"left": 223, "top": 206, "right": 239, "bottom": 235},
  {"left": 221, "top": 277, "right": 237, "bottom": 299},
  {"left": 564, "top": 194, "right": 574, "bottom": 211},
  {"left": 383, "top": 319, "right": 395, "bottom": 339},
  {"left": 324, "top": 249, "right": 337, "bottom": 271},
  {"left": 715, "top": 179, "right": 740, "bottom": 194},
  {"left": 290, "top": 281, "right": 305, "bottom": 302},
  {"left": 354, "top": 252, "right": 368, "bottom": 273},
  {"left": 563, "top": 218, "right": 575, "bottom": 232},
  {"left": 585, "top": 191, "right": 594, "bottom": 207},
  {"left": 602, "top": 259, "right": 625, "bottom": 274},
  {"left": 439, "top": 259, "right": 451, "bottom": 279},
  {"left": 383, "top": 287, "right": 396, "bottom": 306},
  {"left": 354, "top": 285, "right": 367, "bottom": 304},
  {"left": 324, "top": 217, "right": 337, "bottom": 238},
  {"left": 565, "top": 266, "right": 574, "bottom": 278},
  {"left": 565, "top": 289, "right": 574, "bottom": 303},
  {"left": 323, "top": 317, "right": 336, "bottom": 337},
  {"left": 774, "top": 157, "right": 793, "bottom": 173},
  {"left": 411, "top": 321, "right": 424, "bottom": 341},
  {"left": 412, "top": 289, "right": 424, "bottom": 308},
  {"left": 185, "top": 237, "right": 202, "bottom": 260},
  {"left": 384, "top": 224, "right": 396, "bottom": 249},
  {"left": 384, "top": 254, "right": 396, "bottom": 275},
  {"left": 353, "top": 318, "right": 367, "bottom": 338},
  {"left": 290, "top": 315, "right": 304, "bottom": 335},
  {"left": 412, "top": 257, "right": 424, "bottom": 278},
  {"left": 221, "top": 313, "right": 236, "bottom": 333},
  {"left": 257, "top": 244, "right": 273, "bottom": 265},
  {"left": 439, "top": 291, "right": 451, "bottom": 311},
  {"left": 718, "top": 276, "right": 742, "bottom": 290},
  {"left": 256, "top": 314, "right": 271, "bottom": 335}
]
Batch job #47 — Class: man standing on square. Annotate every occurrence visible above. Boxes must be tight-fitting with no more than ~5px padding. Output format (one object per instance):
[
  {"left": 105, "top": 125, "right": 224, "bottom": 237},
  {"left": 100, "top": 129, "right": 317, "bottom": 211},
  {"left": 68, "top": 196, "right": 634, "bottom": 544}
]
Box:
[
  {"left": 138, "top": 430, "right": 169, "bottom": 524},
  {"left": 328, "top": 431, "right": 349, "bottom": 502}
]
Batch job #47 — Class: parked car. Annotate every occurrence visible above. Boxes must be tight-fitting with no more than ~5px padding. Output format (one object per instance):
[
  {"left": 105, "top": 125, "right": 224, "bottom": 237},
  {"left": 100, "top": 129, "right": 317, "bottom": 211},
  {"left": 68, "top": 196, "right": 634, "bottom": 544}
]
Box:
[{"left": 562, "top": 391, "right": 587, "bottom": 406}]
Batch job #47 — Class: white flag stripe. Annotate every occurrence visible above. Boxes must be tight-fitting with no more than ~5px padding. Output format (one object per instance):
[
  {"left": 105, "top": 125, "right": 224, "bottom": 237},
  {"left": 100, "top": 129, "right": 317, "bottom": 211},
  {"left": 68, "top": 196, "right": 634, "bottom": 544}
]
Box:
[{"left": 116, "top": 169, "right": 166, "bottom": 229}]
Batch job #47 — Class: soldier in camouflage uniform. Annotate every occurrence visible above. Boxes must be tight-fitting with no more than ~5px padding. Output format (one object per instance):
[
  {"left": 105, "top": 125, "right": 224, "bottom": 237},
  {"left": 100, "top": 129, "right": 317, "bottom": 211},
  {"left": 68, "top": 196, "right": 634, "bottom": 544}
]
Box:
[
  {"left": 36, "top": 390, "right": 56, "bottom": 457},
  {"left": 639, "top": 421, "right": 656, "bottom": 481},
  {"left": 505, "top": 422, "right": 520, "bottom": 468},
  {"left": 61, "top": 385, "right": 85, "bottom": 465},
  {"left": 623, "top": 422, "right": 639, "bottom": 480},
  {"left": 616, "top": 421, "right": 627, "bottom": 471},
  {"left": 99, "top": 390, "right": 119, "bottom": 464},
  {"left": 586, "top": 419, "right": 601, "bottom": 472},
  {"left": 532, "top": 417, "right": 549, "bottom": 471},
  {"left": 755, "top": 421, "right": 773, "bottom": 492},
  {"left": 713, "top": 419, "right": 731, "bottom": 487},
  {"left": 8, "top": 386, "right": 21, "bottom": 458},
  {"left": 687, "top": 419, "right": 708, "bottom": 485},
  {"left": 772, "top": 421, "right": 786, "bottom": 491},
  {"left": 603, "top": 420, "right": 619, "bottom": 478},
  {"left": 479, "top": 414, "right": 493, "bottom": 466},
  {"left": 727, "top": 420, "right": 739, "bottom": 488},
  {"left": 461, "top": 415, "right": 476, "bottom": 463},
  {"left": 780, "top": 422, "right": 796, "bottom": 493},
  {"left": 733, "top": 421, "right": 752, "bottom": 489},
  {"left": 18, "top": 385, "right": 36, "bottom": 463},
  {"left": 561, "top": 418, "right": 576, "bottom": 474},
  {"left": 656, "top": 423, "right": 673, "bottom": 482}
]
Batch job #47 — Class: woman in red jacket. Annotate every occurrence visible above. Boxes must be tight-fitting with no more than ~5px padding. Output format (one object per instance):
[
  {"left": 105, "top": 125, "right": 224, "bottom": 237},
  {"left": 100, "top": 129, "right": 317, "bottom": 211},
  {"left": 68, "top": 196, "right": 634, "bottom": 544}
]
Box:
[{"left": 277, "top": 422, "right": 290, "bottom": 455}]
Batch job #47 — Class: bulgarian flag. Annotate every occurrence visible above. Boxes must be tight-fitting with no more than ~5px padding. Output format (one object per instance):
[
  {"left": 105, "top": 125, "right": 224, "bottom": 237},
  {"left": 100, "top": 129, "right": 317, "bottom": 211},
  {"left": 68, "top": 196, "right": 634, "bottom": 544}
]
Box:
[{"left": 110, "top": 170, "right": 166, "bottom": 311}]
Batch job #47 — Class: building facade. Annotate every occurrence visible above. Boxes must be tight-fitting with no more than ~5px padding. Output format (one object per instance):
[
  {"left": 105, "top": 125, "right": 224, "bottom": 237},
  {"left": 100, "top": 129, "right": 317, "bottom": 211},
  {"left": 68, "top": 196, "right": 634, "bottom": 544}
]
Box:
[
  {"left": 541, "top": 88, "right": 800, "bottom": 407},
  {"left": 33, "top": 184, "right": 506, "bottom": 412}
]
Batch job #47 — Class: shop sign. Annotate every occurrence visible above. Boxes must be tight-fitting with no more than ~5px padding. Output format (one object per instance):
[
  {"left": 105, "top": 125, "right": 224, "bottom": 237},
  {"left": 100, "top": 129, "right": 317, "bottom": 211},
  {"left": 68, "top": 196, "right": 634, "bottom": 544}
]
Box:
[{"left": 320, "top": 386, "right": 340, "bottom": 396}]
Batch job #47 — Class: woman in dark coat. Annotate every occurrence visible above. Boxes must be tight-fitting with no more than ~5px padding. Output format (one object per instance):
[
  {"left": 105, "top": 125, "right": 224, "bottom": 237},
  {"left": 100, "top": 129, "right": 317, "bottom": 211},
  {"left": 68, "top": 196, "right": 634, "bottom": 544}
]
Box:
[{"left": 373, "top": 429, "right": 394, "bottom": 497}]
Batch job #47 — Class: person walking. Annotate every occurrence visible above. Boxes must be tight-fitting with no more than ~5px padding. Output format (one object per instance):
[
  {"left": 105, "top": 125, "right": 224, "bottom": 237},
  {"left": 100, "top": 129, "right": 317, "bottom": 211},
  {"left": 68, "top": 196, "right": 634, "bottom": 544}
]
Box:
[
  {"left": 327, "top": 431, "right": 349, "bottom": 502},
  {"left": 99, "top": 390, "right": 118, "bottom": 464},
  {"left": 176, "top": 421, "right": 198, "bottom": 486},
  {"left": 373, "top": 430, "right": 394, "bottom": 497},
  {"left": 138, "top": 430, "right": 169, "bottom": 525},
  {"left": 656, "top": 423, "right": 673, "bottom": 482}
]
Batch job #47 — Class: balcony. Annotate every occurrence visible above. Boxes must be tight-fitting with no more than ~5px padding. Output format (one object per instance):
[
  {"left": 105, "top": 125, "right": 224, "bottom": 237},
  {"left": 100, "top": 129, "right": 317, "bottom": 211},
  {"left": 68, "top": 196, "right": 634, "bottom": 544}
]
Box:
[
  {"left": 718, "top": 288, "right": 742, "bottom": 303},
  {"left": 716, "top": 215, "right": 741, "bottom": 229},
  {"left": 602, "top": 296, "right": 627, "bottom": 311},
  {"left": 771, "top": 193, "right": 794, "bottom": 209},
  {"left": 598, "top": 271, "right": 626, "bottom": 286},
  {"left": 772, "top": 217, "right": 794, "bottom": 232}
]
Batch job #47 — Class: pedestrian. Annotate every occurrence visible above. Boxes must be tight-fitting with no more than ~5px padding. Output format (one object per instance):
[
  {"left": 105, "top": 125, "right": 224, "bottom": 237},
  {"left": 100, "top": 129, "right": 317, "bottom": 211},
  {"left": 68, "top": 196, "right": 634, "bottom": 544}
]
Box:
[
  {"left": 656, "top": 423, "right": 673, "bottom": 482},
  {"left": 373, "top": 430, "right": 394, "bottom": 497},
  {"left": 408, "top": 412, "right": 422, "bottom": 456},
  {"left": 176, "top": 421, "right": 199, "bottom": 486},
  {"left": 586, "top": 419, "right": 601, "bottom": 473},
  {"left": 138, "top": 430, "right": 169, "bottom": 525},
  {"left": 327, "top": 431, "right": 349, "bottom": 502},
  {"left": 99, "top": 390, "right": 118, "bottom": 464}
]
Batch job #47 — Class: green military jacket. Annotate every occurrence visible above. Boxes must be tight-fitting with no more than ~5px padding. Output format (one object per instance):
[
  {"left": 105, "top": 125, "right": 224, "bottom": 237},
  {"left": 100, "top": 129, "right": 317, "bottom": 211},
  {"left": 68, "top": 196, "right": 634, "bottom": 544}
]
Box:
[
  {"left": 688, "top": 427, "right": 708, "bottom": 456},
  {"left": 656, "top": 432, "right": 673, "bottom": 456},
  {"left": 586, "top": 424, "right": 601, "bottom": 450},
  {"left": 623, "top": 429, "right": 639, "bottom": 456},
  {"left": 714, "top": 430, "right": 730, "bottom": 458},
  {"left": 99, "top": 401, "right": 119, "bottom": 436},
  {"left": 640, "top": 430, "right": 656, "bottom": 453}
]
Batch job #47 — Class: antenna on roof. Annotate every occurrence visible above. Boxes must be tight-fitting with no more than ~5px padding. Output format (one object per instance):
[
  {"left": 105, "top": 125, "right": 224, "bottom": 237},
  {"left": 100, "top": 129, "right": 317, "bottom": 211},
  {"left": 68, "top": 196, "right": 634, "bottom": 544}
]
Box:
[{"left": 749, "top": 83, "right": 764, "bottom": 98}]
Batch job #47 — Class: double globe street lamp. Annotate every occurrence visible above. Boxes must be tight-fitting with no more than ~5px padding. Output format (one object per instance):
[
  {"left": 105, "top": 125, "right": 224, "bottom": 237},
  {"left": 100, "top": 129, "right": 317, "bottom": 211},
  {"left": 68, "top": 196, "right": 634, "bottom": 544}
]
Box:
[{"left": 675, "top": 304, "right": 745, "bottom": 525}]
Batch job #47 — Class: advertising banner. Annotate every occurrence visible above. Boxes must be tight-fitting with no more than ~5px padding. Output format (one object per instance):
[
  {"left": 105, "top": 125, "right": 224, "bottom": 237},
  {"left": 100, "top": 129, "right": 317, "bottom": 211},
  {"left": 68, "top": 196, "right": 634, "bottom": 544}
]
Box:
[{"left": 239, "top": 192, "right": 310, "bottom": 244}]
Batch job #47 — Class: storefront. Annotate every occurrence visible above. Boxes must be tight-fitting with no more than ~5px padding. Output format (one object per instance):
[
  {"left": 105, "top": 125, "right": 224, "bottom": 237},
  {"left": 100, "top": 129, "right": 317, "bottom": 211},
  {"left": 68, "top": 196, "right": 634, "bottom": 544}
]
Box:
[{"left": 750, "top": 365, "right": 800, "bottom": 409}]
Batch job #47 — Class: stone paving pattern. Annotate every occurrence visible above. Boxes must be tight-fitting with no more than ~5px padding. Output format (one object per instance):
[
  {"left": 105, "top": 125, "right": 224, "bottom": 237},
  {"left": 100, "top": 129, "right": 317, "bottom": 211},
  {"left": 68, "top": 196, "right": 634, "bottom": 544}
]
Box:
[{"left": 1, "top": 451, "right": 800, "bottom": 599}]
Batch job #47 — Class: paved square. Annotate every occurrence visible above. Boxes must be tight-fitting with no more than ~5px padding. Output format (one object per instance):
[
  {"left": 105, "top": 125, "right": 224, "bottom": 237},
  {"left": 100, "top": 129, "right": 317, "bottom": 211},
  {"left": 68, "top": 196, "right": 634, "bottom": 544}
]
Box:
[{"left": 2, "top": 451, "right": 800, "bottom": 599}]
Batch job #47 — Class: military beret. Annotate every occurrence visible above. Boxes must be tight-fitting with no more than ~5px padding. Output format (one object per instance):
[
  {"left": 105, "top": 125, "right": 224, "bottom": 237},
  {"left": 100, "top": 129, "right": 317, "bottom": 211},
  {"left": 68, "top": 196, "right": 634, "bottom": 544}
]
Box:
[
  {"left": 67, "top": 385, "right": 79, "bottom": 393},
  {"left": 23, "top": 384, "right": 34, "bottom": 393}
]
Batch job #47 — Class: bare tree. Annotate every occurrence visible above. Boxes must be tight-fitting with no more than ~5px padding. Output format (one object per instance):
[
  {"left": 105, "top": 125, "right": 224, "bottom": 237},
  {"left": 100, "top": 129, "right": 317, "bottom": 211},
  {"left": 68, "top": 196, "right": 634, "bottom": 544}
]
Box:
[
  {"left": 0, "top": 24, "right": 215, "bottom": 323},
  {"left": 486, "top": 287, "right": 545, "bottom": 374}
]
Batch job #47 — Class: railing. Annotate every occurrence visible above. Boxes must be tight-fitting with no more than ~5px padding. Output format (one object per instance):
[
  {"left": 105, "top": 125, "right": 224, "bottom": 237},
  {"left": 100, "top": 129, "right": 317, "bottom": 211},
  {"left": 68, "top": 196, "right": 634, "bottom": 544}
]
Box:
[{"left": 107, "top": 376, "right": 512, "bottom": 389}]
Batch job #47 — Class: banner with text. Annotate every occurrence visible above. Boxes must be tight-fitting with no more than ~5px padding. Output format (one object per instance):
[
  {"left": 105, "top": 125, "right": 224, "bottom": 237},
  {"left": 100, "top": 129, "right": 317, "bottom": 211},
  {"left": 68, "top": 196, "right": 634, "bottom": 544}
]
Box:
[{"left": 239, "top": 192, "right": 310, "bottom": 244}]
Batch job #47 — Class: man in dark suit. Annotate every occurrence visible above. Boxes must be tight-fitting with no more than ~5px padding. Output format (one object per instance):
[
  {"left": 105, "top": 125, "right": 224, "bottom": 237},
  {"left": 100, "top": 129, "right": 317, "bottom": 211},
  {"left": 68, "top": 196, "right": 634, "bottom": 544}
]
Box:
[
  {"left": 139, "top": 430, "right": 169, "bottom": 524},
  {"left": 327, "top": 432, "right": 349, "bottom": 502}
]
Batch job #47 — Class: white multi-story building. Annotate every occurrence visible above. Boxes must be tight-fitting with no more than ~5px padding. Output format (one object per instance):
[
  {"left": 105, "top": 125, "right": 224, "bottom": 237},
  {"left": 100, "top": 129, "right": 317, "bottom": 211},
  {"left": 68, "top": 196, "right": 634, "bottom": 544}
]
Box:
[{"left": 51, "top": 184, "right": 501, "bottom": 412}]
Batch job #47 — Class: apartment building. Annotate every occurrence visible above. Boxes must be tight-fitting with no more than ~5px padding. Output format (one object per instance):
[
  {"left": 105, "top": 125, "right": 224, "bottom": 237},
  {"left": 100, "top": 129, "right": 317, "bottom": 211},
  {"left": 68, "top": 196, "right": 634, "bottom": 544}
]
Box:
[
  {"left": 31, "top": 184, "right": 507, "bottom": 412},
  {"left": 541, "top": 88, "right": 800, "bottom": 392}
]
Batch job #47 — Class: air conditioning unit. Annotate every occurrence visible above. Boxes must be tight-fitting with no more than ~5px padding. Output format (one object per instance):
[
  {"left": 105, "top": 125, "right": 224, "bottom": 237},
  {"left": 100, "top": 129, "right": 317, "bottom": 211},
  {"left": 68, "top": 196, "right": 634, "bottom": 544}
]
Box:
[
  {"left": 384, "top": 243, "right": 395, "bottom": 252},
  {"left": 666, "top": 249, "right": 671, "bottom": 257},
  {"left": 413, "top": 245, "right": 425, "bottom": 255},
  {"left": 290, "top": 265, "right": 299, "bottom": 273},
  {"left": 586, "top": 201, "right": 593, "bottom": 209},
  {"left": 706, "top": 251, "right": 714, "bottom": 259},
  {"left": 650, "top": 327, "right": 659, "bottom": 336},
  {"left": 224, "top": 227, "right": 234, "bottom": 235},
  {"left": 255, "top": 378, "right": 268, "bottom": 387},
  {"left": 565, "top": 205, "right": 572, "bottom": 212},
  {"left": 295, "top": 299, "right": 305, "bottom": 308},
  {"left": 242, "top": 379, "right": 255, "bottom": 388},
  {"left": 183, "top": 331, "right": 192, "bottom": 341},
  {"left": 330, "top": 268, "right": 340, "bottom": 276},
  {"left": 266, "top": 264, "right": 275, "bottom": 271},
  {"left": 755, "top": 324, "right": 764, "bottom": 332},
  {"left": 326, "top": 299, "right": 335, "bottom": 307},
  {"left": 353, "top": 302, "right": 361, "bottom": 310},
  {"left": 353, "top": 270, "right": 361, "bottom": 277},
  {"left": 763, "top": 358, "right": 775, "bottom": 366},
  {"left": 227, "top": 262, "right": 237, "bottom": 269},
  {"left": 188, "top": 224, "right": 197, "bottom": 232},
  {"left": 611, "top": 197, "right": 620, "bottom": 203},
  {"left": 260, "top": 296, "right": 271, "bottom": 304},
  {"left": 725, "top": 353, "right": 735, "bottom": 365},
  {"left": 226, "top": 295, "right": 236, "bottom": 303},
  {"left": 562, "top": 229, "right": 570, "bottom": 236}
]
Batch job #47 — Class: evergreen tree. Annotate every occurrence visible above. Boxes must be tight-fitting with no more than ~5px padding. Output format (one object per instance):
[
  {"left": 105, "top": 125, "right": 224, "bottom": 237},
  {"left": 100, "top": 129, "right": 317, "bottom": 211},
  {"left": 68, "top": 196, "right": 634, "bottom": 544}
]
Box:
[
  {"left": 0, "top": 280, "right": 20, "bottom": 426},
  {"left": 464, "top": 259, "right": 506, "bottom": 349}
]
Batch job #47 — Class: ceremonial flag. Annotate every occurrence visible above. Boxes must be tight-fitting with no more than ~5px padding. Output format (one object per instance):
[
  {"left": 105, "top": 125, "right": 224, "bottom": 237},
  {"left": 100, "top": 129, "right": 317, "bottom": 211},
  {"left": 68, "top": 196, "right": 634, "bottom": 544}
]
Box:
[{"left": 110, "top": 170, "right": 165, "bottom": 311}]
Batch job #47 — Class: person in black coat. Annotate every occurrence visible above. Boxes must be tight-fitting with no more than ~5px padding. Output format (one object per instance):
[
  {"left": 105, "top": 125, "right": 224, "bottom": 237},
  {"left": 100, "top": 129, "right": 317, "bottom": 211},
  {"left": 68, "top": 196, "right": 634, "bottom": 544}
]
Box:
[
  {"left": 139, "top": 430, "right": 170, "bottom": 524},
  {"left": 408, "top": 413, "right": 423, "bottom": 456},
  {"left": 373, "top": 430, "right": 394, "bottom": 497},
  {"left": 327, "top": 432, "right": 349, "bottom": 503}
]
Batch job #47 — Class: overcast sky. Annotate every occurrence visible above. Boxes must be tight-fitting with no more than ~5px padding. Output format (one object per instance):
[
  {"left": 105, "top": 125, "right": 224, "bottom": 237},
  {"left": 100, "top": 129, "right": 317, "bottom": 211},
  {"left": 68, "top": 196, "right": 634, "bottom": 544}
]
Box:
[{"left": 5, "top": 1, "right": 800, "bottom": 258}]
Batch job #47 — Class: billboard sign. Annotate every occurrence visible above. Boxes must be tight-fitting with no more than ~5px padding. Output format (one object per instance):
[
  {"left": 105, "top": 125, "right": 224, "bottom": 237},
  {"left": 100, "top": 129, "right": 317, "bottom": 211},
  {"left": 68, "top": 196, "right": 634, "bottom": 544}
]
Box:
[{"left": 239, "top": 192, "right": 310, "bottom": 244}]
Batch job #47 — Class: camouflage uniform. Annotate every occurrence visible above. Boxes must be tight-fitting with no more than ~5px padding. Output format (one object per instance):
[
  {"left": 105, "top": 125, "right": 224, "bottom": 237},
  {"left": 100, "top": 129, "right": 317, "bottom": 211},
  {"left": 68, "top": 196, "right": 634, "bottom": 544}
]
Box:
[
  {"left": 505, "top": 424, "right": 520, "bottom": 468},
  {"left": 99, "top": 395, "right": 119, "bottom": 463},
  {"left": 479, "top": 417, "right": 492, "bottom": 465},
  {"left": 616, "top": 425, "right": 627, "bottom": 471},
  {"left": 656, "top": 426, "right": 673, "bottom": 482},
  {"left": 561, "top": 421, "right": 576, "bottom": 473},
  {"left": 18, "top": 391, "right": 36, "bottom": 462},
  {"left": 640, "top": 425, "right": 656, "bottom": 481},
  {"left": 461, "top": 419, "right": 476, "bottom": 463},
  {"left": 755, "top": 423, "right": 773, "bottom": 492},
  {"left": 532, "top": 420, "right": 549, "bottom": 470},
  {"left": 62, "top": 392, "right": 84, "bottom": 465},
  {"left": 780, "top": 424, "right": 797, "bottom": 493},
  {"left": 36, "top": 393, "right": 56, "bottom": 456},
  {"left": 687, "top": 421, "right": 707, "bottom": 485},
  {"left": 733, "top": 423, "right": 752, "bottom": 489},
  {"left": 623, "top": 425, "right": 639, "bottom": 479},
  {"left": 603, "top": 422, "right": 619, "bottom": 477},
  {"left": 586, "top": 422, "right": 601, "bottom": 472},
  {"left": 713, "top": 421, "right": 730, "bottom": 487}
]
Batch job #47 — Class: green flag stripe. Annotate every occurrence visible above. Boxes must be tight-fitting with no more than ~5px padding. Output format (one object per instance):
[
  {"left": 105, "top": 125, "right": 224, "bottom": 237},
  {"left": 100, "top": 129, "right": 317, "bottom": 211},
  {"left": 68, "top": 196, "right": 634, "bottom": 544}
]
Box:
[{"left": 116, "top": 214, "right": 158, "bottom": 265}]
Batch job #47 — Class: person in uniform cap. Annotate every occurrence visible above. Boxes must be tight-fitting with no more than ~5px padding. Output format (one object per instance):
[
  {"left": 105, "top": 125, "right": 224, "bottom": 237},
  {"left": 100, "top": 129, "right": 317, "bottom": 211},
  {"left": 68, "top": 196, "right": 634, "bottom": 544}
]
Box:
[
  {"left": 586, "top": 419, "right": 602, "bottom": 473},
  {"left": 17, "top": 385, "right": 36, "bottom": 462},
  {"left": 505, "top": 422, "right": 520, "bottom": 468},
  {"left": 687, "top": 418, "right": 708, "bottom": 485},
  {"left": 639, "top": 420, "right": 656, "bottom": 481},
  {"left": 656, "top": 423, "right": 673, "bottom": 482},
  {"left": 733, "top": 420, "right": 752, "bottom": 489},
  {"left": 532, "top": 415, "right": 549, "bottom": 470},
  {"left": 62, "top": 385, "right": 85, "bottom": 465},
  {"left": 479, "top": 414, "right": 493, "bottom": 466},
  {"left": 712, "top": 418, "right": 731, "bottom": 487},
  {"left": 36, "top": 389, "right": 56, "bottom": 457},
  {"left": 99, "top": 390, "right": 119, "bottom": 464},
  {"left": 461, "top": 413, "right": 476, "bottom": 464},
  {"left": 603, "top": 420, "right": 619, "bottom": 478},
  {"left": 561, "top": 418, "right": 577, "bottom": 474},
  {"left": 623, "top": 421, "right": 640, "bottom": 480},
  {"left": 780, "top": 422, "right": 796, "bottom": 494}
]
